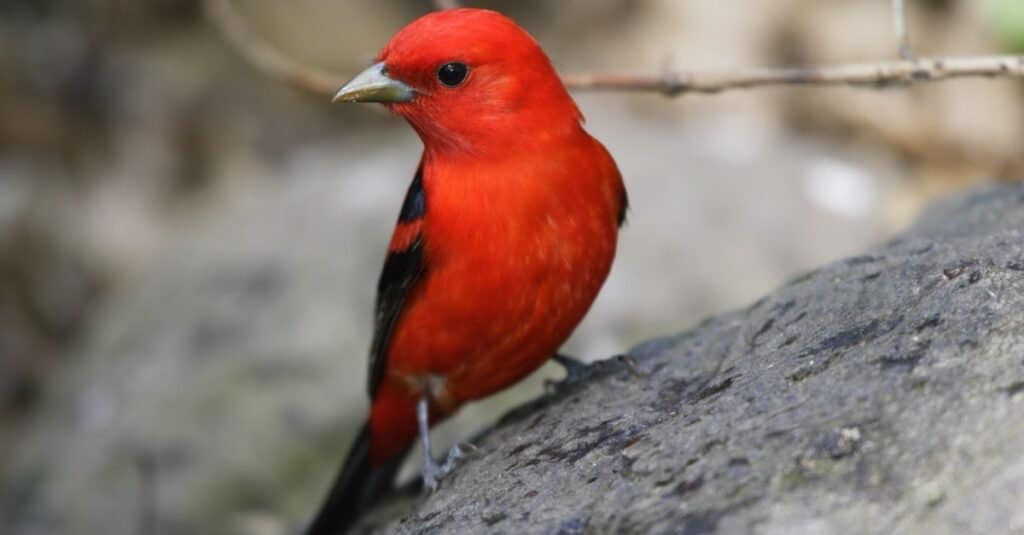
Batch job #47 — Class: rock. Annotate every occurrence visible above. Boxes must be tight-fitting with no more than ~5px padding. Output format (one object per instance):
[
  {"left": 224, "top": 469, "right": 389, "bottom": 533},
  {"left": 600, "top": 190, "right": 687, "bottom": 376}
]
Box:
[
  {"left": 361, "top": 184, "right": 1024, "bottom": 533},
  {"left": 0, "top": 97, "right": 898, "bottom": 535}
]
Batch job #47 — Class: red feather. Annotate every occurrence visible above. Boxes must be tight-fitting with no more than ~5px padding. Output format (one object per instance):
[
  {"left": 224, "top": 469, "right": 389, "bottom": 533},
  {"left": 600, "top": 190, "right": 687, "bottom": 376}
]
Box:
[{"left": 308, "top": 8, "right": 626, "bottom": 533}]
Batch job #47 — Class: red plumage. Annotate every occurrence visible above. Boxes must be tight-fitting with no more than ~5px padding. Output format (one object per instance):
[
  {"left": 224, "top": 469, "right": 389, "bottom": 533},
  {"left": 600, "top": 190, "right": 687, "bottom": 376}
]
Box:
[{"left": 308, "top": 8, "right": 626, "bottom": 533}]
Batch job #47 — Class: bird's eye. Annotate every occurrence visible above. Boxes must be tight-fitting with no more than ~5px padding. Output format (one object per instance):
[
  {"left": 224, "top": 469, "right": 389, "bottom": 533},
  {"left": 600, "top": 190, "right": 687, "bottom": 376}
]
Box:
[{"left": 437, "top": 62, "right": 469, "bottom": 87}]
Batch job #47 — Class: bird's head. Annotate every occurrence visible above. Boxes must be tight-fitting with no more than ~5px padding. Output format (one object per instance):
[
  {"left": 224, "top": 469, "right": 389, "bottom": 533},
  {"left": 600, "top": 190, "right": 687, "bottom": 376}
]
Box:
[{"left": 333, "top": 8, "right": 582, "bottom": 154}]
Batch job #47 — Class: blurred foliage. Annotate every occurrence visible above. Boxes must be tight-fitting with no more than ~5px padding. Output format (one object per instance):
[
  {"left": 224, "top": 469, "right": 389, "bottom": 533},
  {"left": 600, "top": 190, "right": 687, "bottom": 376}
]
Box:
[{"left": 984, "top": 0, "right": 1024, "bottom": 52}]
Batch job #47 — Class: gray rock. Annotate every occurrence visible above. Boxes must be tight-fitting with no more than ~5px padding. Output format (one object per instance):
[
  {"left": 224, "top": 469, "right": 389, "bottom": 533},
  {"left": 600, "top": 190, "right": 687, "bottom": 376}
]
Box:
[
  {"left": 0, "top": 103, "right": 897, "bottom": 535},
  {"left": 365, "top": 184, "right": 1024, "bottom": 534}
]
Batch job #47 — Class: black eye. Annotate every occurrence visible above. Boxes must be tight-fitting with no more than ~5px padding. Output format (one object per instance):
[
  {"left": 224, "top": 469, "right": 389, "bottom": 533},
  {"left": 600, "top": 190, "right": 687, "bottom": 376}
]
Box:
[{"left": 437, "top": 62, "right": 468, "bottom": 87}]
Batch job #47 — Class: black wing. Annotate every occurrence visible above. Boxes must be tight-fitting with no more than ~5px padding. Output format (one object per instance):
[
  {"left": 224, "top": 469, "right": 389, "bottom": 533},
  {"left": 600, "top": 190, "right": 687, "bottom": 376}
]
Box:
[
  {"left": 617, "top": 186, "right": 629, "bottom": 227},
  {"left": 367, "top": 166, "right": 427, "bottom": 399}
]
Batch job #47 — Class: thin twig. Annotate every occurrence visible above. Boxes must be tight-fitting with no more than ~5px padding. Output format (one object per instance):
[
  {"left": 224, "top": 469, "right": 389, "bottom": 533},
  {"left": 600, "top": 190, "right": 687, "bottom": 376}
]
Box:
[
  {"left": 892, "top": 0, "right": 914, "bottom": 60},
  {"left": 561, "top": 56, "right": 1024, "bottom": 95},
  {"left": 205, "top": 0, "right": 1024, "bottom": 99},
  {"left": 433, "top": 0, "right": 461, "bottom": 10}
]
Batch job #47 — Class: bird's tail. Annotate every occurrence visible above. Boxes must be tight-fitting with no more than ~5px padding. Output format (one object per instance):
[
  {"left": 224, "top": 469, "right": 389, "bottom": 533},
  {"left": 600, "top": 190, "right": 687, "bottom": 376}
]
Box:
[{"left": 305, "top": 423, "right": 403, "bottom": 535}]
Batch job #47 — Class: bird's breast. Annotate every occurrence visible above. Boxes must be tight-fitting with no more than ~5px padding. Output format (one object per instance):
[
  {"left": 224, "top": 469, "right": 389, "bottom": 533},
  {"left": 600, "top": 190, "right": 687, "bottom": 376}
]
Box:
[{"left": 385, "top": 145, "right": 623, "bottom": 409}]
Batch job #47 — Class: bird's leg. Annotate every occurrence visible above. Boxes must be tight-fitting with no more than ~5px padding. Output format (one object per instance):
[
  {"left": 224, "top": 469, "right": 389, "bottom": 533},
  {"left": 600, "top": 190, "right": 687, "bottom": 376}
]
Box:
[
  {"left": 417, "top": 397, "right": 478, "bottom": 493},
  {"left": 417, "top": 397, "right": 442, "bottom": 492}
]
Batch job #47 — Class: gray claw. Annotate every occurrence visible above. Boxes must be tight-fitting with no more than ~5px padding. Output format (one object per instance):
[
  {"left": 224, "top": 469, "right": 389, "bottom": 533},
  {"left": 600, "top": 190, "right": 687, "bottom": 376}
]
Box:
[{"left": 422, "top": 442, "right": 478, "bottom": 493}]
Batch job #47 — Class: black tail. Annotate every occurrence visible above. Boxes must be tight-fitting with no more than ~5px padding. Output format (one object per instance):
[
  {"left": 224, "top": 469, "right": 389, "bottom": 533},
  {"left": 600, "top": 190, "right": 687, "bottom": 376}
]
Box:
[{"left": 305, "top": 423, "right": 404, "bottom": 535}]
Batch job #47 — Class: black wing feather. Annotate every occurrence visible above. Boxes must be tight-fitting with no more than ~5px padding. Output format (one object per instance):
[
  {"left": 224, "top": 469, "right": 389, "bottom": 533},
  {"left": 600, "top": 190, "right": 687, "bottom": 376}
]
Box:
[
  {"left": 617, "top": 186, "right": 629, "bottom": 227},
  {"left": 367, "top": 167, "right": 427, "bottom": 398},
  {"left": 397, "top": 167, "right": 426, "bottom": 222}
]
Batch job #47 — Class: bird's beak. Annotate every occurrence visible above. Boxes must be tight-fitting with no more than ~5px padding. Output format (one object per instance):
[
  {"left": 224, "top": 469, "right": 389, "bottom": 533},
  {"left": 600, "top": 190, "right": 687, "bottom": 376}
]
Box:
[{"left": 332, "top": 62, "right": 415, "bottom": 104}]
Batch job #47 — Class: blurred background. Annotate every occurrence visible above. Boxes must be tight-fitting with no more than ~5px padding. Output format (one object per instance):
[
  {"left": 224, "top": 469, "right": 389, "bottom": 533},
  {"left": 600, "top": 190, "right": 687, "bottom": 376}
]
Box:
[{"left": 0, "top": 0, "right": 1021, "bottom": 533}]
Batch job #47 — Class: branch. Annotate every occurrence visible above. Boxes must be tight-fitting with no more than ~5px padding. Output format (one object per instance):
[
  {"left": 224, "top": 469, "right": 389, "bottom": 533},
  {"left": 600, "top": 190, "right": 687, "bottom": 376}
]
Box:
[
  {"left": 205, "top": 0, "right": 1024, "bottom": 99},
  {"left": 561, "top": 56, "right": 1024, "bottom": 96}
]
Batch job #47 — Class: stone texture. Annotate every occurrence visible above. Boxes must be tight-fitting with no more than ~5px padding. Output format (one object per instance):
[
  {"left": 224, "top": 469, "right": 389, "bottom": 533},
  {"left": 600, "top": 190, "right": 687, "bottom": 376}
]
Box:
[
  {"left": 0, "top": 101, "right": 899, "bottom": 535},
  {"left": 365, "top": 184, "right": 1024, "bottom": 534}
]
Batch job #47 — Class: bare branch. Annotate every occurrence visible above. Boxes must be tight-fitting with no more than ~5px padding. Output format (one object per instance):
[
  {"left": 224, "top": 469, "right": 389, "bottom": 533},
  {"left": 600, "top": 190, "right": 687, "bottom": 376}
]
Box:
[
  {"left": 433, "top": 0, "right": 461, "bottom": 10},
  {"left": 892, "top": 0, "right": 914, "bottom": 60},
  {"left": 561, "top": 56, "right": 1024, "bottom": 96},
  {"left": 205, "top": 0, "right": 1024, "bottom": 99}
]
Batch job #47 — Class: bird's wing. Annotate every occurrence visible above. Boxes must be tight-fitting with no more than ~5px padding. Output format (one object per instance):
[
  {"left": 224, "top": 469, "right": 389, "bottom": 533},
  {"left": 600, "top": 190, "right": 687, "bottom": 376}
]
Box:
[{"left": 367, "top": 165, "right": 427, "bottom": 398}]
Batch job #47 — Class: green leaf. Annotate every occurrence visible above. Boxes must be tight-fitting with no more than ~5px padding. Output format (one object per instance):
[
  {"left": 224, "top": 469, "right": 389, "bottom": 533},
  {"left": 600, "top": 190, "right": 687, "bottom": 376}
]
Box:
[{"left": 985, "top": 0, "right": 1024, "bottom": 53}]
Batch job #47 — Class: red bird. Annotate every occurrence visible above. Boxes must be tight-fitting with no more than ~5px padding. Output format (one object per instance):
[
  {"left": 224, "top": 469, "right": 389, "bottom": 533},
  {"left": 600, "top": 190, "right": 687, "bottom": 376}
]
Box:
[{"left": 307, "top": 8, "right": 627, "bottom": 533}]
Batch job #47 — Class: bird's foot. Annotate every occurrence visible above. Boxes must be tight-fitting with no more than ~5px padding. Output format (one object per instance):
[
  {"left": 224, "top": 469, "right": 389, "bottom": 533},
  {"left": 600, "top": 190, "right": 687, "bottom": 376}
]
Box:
[
  {"left": 554, "top": 353, "right": 590, "bottom": 381},
  {"left": 422, "top": 442, "right": 479, "bottom": 492},
  {"left": 545, "top": 353, "right": 593, "bottom": 394}
]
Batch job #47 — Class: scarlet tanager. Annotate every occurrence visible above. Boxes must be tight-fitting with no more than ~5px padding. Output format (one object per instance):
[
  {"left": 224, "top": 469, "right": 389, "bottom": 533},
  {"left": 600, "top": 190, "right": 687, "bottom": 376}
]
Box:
[{"left": 307, "top": 8, "right": 627, "bottom": 533}]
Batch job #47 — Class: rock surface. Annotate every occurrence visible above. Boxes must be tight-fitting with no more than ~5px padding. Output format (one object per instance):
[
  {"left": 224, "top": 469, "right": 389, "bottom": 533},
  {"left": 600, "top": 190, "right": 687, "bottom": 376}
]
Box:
[
  {"left": 365, "top": 184, "right": 1024, "bottom": 534},
  {"left": 0, "top": 101, "right": 896, "bottom": 535},
  {"left": 1, "top": 173, "right": 1018, "bottom": 535}
]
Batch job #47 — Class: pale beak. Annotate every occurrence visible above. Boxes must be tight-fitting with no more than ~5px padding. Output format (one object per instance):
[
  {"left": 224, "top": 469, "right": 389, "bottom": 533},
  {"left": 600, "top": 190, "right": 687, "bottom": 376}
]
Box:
[{"left": 332, "top": 62, "right": 415, "bottom": 103}]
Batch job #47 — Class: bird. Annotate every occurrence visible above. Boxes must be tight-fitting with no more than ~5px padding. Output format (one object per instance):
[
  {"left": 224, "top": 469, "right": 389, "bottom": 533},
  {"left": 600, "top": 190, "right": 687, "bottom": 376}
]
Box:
[{"left": 306, "top": 8, "right": 627, "bottom": 534}]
